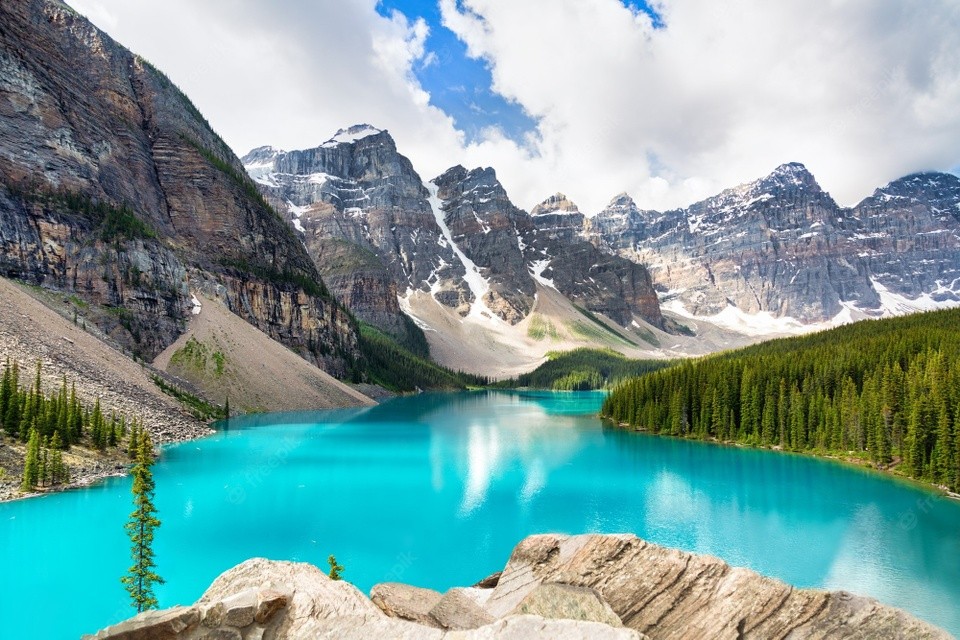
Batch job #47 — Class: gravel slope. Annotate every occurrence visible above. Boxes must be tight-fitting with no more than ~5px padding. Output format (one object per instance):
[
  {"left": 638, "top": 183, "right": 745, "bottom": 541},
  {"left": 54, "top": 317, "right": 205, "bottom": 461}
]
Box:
[{"left": 0, "top": 277, "right": 210, "bottom": 500}]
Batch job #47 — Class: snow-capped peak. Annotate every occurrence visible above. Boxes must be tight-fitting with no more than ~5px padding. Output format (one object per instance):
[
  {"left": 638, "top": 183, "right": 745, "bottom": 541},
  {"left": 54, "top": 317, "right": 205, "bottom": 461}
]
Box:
[
  {"left": 321, "top": 124, "right": 383, "bottom": 148},
  {"left": 241, "top": 145, "right": 283, "bottom": 168}
]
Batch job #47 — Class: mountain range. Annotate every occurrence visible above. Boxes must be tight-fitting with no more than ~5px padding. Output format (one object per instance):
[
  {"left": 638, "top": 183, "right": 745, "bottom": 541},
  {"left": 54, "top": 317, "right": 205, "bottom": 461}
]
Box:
[
  {"left": 242, "top": 126, "right": 960, "bottom": 374},
  {"left": 2, "top": 0, "right": 959, "bottom": 385}
]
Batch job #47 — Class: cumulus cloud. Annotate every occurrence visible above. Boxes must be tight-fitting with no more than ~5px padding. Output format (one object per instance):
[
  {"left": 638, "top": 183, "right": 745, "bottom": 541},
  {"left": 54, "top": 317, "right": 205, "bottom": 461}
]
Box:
[
  {"left": 68, "top": 0, "right": 960, "bottom": 214},
  {"left": 440, "top": 0, "right": 960, "bottom": 211}
]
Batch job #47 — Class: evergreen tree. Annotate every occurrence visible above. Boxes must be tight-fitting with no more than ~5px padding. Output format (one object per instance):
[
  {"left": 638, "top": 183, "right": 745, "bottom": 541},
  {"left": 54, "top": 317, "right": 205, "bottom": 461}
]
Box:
[
  {"left": 49, "top": 432, "right": 68, "bottom": 485},
  {"left": 121, "top": 431, "right": 164, "bottom": 613},
  {"left": 600, "top": 308, "right": 960, "bottom": 486},
  {"left": 327, "top": 555, "right": 344, "bottom": 581},
  {"left": 20, "top": 429, "right": 40, "bottom": 492}
]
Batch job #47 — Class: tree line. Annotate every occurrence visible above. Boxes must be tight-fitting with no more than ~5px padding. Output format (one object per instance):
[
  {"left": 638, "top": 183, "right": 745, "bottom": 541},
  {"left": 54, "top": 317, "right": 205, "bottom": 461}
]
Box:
[
  {"left": 357, "top": 323, "right": 488, "bottom": 391},
  {"left": 497, "top": 348, "right": 670, "bottom": 391},
  {"left": 602, "top": 309, "right": 960, "bottom": 491},
  {"left": 1, "top": 359, "right": 145, "bottom": 491}
]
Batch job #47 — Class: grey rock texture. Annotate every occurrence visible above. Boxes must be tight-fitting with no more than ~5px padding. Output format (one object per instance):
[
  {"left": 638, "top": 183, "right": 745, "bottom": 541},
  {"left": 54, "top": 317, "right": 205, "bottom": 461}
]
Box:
[
  {"left": 510, "top": 583, "right": 623, "bottom": 627},
  {"left": 427, "top": 587, "right": 496, "bottom": 630},
  {"left": 244, "top": 137, "right": 667, "bottom": 333},
  {"left": 432, "top": 165, "right": 535, "bottom": 324},
  {"left": 0, "top": 0, "right": 357, "bottom": 372},
  {"left": 371, "top": 582, "right": 444, "bottom": 628},
  {"left": 526, "top": 193, "right": 664, "bottom": 328},
  {"left": 587, "top": 164, "right": 960, "bottom": 323},
  {"left": 242, "top": 126, "right": 465, "bottom": 347},
  {"left": 90, "top": 536, "right": 949, "bottom": 640}
]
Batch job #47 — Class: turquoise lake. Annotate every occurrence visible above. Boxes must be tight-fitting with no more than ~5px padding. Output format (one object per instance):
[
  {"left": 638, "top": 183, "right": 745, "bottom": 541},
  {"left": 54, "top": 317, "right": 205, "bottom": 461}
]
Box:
[{"left": 2, "top": 390, "right": 960, "bottom": 638}]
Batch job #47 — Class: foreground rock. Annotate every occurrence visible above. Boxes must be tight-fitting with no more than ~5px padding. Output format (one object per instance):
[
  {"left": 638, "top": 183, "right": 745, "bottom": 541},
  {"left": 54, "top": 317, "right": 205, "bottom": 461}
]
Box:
[{"left": 89, "top": 535, "right": 949, "bottom": 640}]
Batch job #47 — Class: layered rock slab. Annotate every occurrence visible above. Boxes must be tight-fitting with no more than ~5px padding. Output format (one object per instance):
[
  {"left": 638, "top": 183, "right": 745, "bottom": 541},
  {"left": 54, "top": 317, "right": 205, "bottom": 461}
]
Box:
[{"left": 90, "top": 535, "right": 950, "bottom": 640}]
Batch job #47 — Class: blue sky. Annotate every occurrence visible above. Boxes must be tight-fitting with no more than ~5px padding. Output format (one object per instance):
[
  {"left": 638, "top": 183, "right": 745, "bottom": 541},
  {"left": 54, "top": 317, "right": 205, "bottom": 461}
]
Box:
[
  {"left": 375, "top": 0, "right": 536, "bottom": 143},
  {"left": 71, "top": 0, "right": 960, "bottom": 212},
  {"left": 374, "top": 0, "right": 663, "bottom": 145}
]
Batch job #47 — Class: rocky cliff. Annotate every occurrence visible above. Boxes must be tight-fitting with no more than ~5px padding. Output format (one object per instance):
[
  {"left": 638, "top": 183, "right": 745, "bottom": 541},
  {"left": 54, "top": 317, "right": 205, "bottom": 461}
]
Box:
[
  {"left": 243, "top": 126, "right": 465, "bottom": 349},
  {"left": 0, "top": 0, "right": 358, "bottom": 373},
  {"left": 588, "top": 164, "right": 960, "bottom": 324},
  {"left": 246, "top": 135, "right": 666, "bottom": 334},
  {"left": 88, "top": 534, "right": 949, "bottom": 639},
  {"left": 432, "top": 165, "right": 536, "bottom": 324},
  {"left": 526, "top": 193, "right": 664, "bottom": 328}
]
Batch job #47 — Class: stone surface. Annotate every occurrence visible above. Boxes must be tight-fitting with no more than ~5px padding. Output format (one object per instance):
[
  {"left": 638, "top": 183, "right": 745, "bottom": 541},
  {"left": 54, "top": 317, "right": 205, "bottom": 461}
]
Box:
[
  {"left": 371, "top": 582, "right": 443, "bottom": 627},
  {"left": 428, "top": 588, "right": 497, "bottom": 630},
  {"left": 90, "top": 538, "right": 950, "bottom": 640},
  {"left": 484, "top": 534, "right": 952, "bottom": 639},
  {"left": 88, "top": 606, "right": 200, "bottom": 639},
  {"left": 197, "top": 558, "right": 379, "bottom": 638},
  {"left": 254, "top": 588, "right": 289, "bottom": 624},
  {"left": 511, "top": 583, "right": 622, "bottom": 627},
  {"left": 218, "top": 589, "right": 257, "bottom": 628},
  {"left": 446, "top": 615, "right": 646, "bottom": 640},
  {"left": 587, "top": 164, "right": 960, "bottom": 324},
  {"left": 0, "top": 0, "right": 358, "bottom": 373}
]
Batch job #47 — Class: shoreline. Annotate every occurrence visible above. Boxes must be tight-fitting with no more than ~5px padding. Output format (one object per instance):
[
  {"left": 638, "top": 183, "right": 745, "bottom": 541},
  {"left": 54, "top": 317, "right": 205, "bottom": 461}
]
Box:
[
  {"left": 608, "top": 417, "right": 960, "bottom": 501},
  {"left": 0, "top": 421, "right": 214, "bottom": 504}
]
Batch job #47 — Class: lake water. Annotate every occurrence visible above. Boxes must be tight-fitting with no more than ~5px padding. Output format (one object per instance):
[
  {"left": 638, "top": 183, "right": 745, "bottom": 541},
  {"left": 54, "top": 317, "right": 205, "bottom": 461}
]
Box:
[{"left": 1, "top": 390, "right": 959, "bottom": 638}]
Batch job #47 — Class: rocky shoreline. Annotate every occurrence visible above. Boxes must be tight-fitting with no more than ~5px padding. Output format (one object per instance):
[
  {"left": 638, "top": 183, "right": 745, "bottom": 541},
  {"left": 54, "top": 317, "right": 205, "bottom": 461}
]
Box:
[
  {"left": 0, "top": 422, "right": 212, "bottom": 503},
  {"left": 88, "top": 533, "right": 952, "bottom": 639}
]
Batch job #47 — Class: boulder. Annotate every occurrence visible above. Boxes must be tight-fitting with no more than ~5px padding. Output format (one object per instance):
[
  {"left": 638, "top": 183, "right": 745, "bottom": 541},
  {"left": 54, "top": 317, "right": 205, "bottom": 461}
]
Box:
[
  {"left": 446, "top": 615, "right": 647, "bottom": 640},
  {"left": 370, "top": 582, "right": 443, "bottom": 627},
  {"left": 511, "top": 583, "right": 622, "bottom": 627},
  {"left": 88, "top": 539, "right": 951, "bottom": 640},
  {"left": 484, "top": 534, "right": 952, "bottom": 639},
  {"left": 428, "top": 588, "right": 496, "bottom": 630},
  {"left": 197, "top": 557, "right": 378, "bottom": 638},
  {"left": 87, "top": 606, "right": 200, "bottom": 639}
]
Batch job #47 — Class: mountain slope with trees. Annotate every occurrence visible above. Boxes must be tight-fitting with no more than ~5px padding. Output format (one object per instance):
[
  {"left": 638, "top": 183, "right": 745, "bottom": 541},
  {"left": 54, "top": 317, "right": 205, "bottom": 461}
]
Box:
[{"left": 603, "top": 309, "right": 960, "bottom": 491}]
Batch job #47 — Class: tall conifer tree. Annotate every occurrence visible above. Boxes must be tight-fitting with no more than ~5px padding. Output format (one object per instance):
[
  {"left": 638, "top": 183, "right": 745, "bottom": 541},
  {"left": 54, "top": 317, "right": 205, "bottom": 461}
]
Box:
[{"left": 121, "top": 431, "right": 164, "bottom": 613}]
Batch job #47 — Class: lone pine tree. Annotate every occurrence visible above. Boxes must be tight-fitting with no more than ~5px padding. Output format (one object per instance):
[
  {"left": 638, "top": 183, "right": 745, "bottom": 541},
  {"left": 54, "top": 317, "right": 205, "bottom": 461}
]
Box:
[{"left": 121, "top": 431, "right": 164, "bottom": 613}]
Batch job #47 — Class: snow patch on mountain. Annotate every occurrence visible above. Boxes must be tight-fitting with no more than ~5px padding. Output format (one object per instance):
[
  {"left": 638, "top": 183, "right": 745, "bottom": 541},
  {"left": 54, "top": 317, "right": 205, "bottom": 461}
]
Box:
[
  {"left": 528, "top": 259, "right": 557, "bottom": 290},
  {"left": 286, "top": 201, "right": 307, "bottom": 233},
  {"left": 321, "top": 124, "right": 382, "bottom": 148},
  {"left": 425, "top": 181, "right": 501, "bottom": 324},
  {"left": 872, "top": 279, "right": 960, "bottom": 315}
]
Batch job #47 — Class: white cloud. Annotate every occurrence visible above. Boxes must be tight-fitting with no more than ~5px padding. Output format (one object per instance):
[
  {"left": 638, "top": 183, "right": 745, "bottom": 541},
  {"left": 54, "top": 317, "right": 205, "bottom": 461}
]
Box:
[
  {"left": 67, "top": 0, "right": 960, "bottom": 214},
  {"left": 440, "top": 0, "right": 960, "bottom": 211}
]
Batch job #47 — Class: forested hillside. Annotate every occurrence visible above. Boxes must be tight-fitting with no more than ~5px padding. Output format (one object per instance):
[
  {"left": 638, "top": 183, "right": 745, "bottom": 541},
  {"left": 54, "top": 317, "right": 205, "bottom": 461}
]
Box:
[
  {"left": 357, "top": 324, "right": 487, "bottom": 392},
  {"left": 602, "top": 309, "right": 960, "bottom": 491},
  {"left": 501, "top": 348, "right": 670, "bottom": 390}
]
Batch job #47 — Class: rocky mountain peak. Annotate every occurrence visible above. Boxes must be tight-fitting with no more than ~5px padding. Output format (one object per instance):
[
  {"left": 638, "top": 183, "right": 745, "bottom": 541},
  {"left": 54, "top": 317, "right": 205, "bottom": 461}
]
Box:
[
  {"left": 320, "top": 123, "right": 385, "bottom": 148},
  {"left": 606, "top": 192, "right": 637, "bottom": 210},
  {"left": 531, "top": 193, "right": 580, "bottom": 216},
  {"left": 866, "top": 172, "right": 960, "bottom": 212},
  {"left": 754, "top": 161, "right": 822, "bottom": 194}
]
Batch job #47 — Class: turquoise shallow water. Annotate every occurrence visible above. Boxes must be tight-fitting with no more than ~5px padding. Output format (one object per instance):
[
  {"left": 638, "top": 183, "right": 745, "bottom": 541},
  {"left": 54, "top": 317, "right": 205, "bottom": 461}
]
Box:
[{"left": 2, "top": 390, "right": 959, "bottom": 638}]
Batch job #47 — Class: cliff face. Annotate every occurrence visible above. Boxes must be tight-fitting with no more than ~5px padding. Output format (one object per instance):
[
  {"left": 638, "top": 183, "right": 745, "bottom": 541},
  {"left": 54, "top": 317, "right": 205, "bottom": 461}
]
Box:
[
  {"left": 851, "top": 172, "right": 960, "bottom": 300},
  {"left": 0, "top": 0, "right": 357, "bottom": 372},
  {"left": 246, "top": 134, "right": 668, "bottom": 336},
  {"left": 588, "top": 165, "right": 960, "bottom": 323},
  {"left": 243, "top": 127, "right": 463, "bottom": 346},
  {"left": 527, "top": 193, "right": 664, "bottom": 328},
  {"left": 433, "top": 165, "right": 536, "bottom": 324}
]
